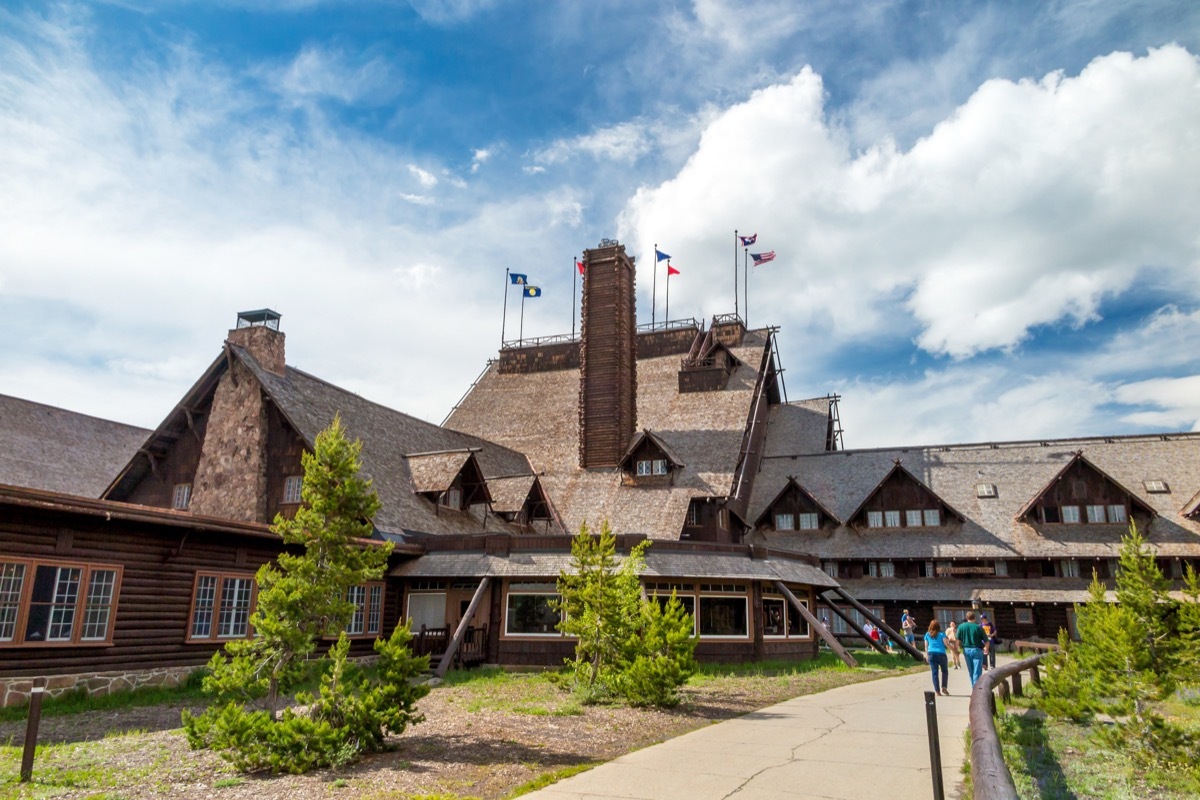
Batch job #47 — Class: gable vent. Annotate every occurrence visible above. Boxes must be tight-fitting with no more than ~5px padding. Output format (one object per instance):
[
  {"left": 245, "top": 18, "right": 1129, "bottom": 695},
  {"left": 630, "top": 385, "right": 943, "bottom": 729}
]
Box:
[
  {"left": 976, "top": 483, "right": 998, "bottom": 499},
  {"left": 1144, "top": 480, "right": 1170, "bottom": 494}
]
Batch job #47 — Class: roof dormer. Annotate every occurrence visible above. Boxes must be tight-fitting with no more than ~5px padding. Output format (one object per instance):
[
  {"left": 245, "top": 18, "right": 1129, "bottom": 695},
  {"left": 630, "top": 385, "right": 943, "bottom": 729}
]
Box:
[
  {"left": 487, "top": 473, "right": 556, "bottom": 531},
  {"left": 618, "top": 430, "right": 684, "bottom": 485},
  {"left": 1016, "top": 451, "right": 1155, "bottom": 526},
  {"left": 847, "top": 461, "right": 965, "bottom": 530},
  {"left": 679, "top": 327, "right": 744, "bottom": 393},
  {"left": 406, "top": 448, "right": 491, "bottom": 512},
  {"left": 754, "top": 476, "right": 840, "bottom": 532}
]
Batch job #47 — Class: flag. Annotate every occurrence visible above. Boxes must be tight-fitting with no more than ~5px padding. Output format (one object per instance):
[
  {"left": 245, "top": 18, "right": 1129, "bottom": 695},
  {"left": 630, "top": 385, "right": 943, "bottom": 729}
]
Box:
[
  {"left": 576, "top": 260, "right": 585, "bottom": 275},
  {"left": 510, "top": 273, "right": 528, "bottom": 284},
  {"left": 751, "top": 251, "right": 776, "bottom": 265},
  {"left": 523, "top": 285, "right": 542, "bottom": 298},
  {"left": 655, "top": 248, "right": 671, "bottom": 262},
  {"left": 739, "top": 233, "right": 757, "bottom": 246},
  {"left": 667, "top": 265, "right": 680, "bottom": 276}
]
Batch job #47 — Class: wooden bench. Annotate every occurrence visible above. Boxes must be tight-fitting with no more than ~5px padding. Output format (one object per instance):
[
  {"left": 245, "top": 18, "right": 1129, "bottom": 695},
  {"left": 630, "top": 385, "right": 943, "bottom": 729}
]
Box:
[{"left": 1011, "top": 639, "right": 1058, "bottom": 654}]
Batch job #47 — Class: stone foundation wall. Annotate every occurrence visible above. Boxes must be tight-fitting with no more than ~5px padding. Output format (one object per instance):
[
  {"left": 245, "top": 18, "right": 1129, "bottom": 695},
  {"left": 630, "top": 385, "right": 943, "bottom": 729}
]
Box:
[{"left": 0, "top": 666, "right": 196, "bottom": 709}]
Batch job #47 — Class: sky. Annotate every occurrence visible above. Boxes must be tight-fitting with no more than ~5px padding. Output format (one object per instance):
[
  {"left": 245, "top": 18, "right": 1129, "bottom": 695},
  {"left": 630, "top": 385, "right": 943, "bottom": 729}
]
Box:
[{"left": 1, "top": 0, "right": 1198, "bottom": 450}]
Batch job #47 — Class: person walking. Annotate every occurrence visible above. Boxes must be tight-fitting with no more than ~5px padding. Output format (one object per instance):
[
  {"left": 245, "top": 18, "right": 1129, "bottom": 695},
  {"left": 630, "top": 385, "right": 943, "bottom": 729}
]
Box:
[
  {"left": 980, "top": 613, "right": 999, "bottom": 670},
  {"left": 901, "top": 609, "right": 917, "bottom": 647},
  {"left": 946, "top": 620, "right": 962, "bottom": 669},
  {"left": 957, "top": 611, "right": 986, "bottom": 687},
  {"left": 924, "top": 620, "right": 949, "bottom": 695}
]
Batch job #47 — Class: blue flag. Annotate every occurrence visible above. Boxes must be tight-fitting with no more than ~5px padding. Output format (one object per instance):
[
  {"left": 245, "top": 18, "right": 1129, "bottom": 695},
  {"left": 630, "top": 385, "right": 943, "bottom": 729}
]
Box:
[
  {"left": 655, "top": 248, "right": 670, "bottom": 262},
  {"left": 510, "top": 273, "right": 528, "bottom": 284},
  {"left": 739, "top": 233, "right": 757, "bottom": 246},
  {"left": 523, "top": 285, "right": 542, "bottom": 298}
]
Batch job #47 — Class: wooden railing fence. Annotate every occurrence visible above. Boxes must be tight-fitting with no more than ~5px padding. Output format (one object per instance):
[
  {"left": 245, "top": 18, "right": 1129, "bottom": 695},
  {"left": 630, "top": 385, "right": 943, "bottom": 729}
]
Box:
[{"left": 969, "top": 653, "right": 1050, "bottom": 800}]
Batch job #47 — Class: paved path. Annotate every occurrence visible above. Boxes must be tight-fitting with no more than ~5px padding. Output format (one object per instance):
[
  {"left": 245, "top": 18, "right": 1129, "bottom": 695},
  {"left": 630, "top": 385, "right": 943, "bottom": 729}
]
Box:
[{"left": 524, "top": 660, "right": 987, "bottom": 800}]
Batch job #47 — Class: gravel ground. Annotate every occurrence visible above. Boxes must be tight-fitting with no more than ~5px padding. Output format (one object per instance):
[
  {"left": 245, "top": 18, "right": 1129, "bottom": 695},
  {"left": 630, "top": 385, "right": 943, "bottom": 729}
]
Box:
[{"left": 0, "top": 663, "right": 919, "bottom": 799}]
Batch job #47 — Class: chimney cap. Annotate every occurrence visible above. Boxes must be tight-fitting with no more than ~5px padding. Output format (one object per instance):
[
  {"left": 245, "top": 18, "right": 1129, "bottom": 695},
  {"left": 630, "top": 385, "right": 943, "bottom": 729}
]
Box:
[{"left": 236, "top": 309, "right": 282, "bottom": 331}]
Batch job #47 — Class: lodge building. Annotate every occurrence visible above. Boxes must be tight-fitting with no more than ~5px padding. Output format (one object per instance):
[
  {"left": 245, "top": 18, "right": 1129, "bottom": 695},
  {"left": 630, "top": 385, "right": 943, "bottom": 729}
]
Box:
[{"left": 2, "top": 238, "right": 1199, "bottom": 706}]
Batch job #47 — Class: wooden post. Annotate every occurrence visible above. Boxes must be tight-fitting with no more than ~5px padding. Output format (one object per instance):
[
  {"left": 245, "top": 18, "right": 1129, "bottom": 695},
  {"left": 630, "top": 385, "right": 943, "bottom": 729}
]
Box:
[
  {"left": 775, "top": 582, "right": 856, "bottom": 668},
  {"left": 1012, "top": 671, "right": 1023, "bottom": 698},
  {"left": 822, "top": 587, "right": 923, "bottom": 661},
  {"left": 822, "top": 600, "right": 889, "bottom": 655},
  {"left": 435, "top": 577, "right": 492, "bottom": 678},
  {"left": 20, "top": 687, "right": 44, "bottom": 782},
  {"left": 1031, "top": 664, "right": 1041, "bottom": 685},
  {"left": 924, "top": 691, "right": 945, "bottom": 800}
]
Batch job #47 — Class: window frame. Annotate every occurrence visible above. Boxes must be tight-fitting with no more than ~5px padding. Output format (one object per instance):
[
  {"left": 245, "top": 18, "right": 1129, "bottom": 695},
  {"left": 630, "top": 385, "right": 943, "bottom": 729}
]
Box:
[
  {"left": 824, "top": 603, "right": 882, "bottom": 636},
  {"left": 172, "top": 483, "right": 192, "bottom": 510},
  {"left": 282, "top": 475, "right": 304, "bottom": 505},
  {"left": 344, "top": 581, "right": 385, "bottom": 637},
  {"left": 1014, "top": 607, "right": 1034, "bottom": 625},
  {"left": 774, "top": 512, "right": 795, "bottom": 531},
  {"left": 503, "top": 584, "right": 564, "bottom": 638},
  {"left": 186, "top": 571, "right": 258, "bottom": 644},
  {"left": 0, "top": 557, "right": 123, "bottom": 648}
]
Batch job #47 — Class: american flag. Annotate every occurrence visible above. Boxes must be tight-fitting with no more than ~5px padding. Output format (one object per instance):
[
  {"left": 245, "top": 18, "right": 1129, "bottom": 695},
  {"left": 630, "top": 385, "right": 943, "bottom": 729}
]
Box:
[{"left": 751, "top": 250, "right": 775, "bottom": 265}]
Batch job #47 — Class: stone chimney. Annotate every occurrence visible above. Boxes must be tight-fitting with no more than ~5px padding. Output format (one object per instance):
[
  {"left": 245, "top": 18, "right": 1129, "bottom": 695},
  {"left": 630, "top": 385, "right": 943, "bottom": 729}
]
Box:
[
  {"left": 578, "top": 240, "right": 637, "bottom": 468},
  {"left": 225, "top": 308, "right": 285, "bottom": 374},
  {"left": 188, "top": 310, "right": 281, "bottom": 522}
]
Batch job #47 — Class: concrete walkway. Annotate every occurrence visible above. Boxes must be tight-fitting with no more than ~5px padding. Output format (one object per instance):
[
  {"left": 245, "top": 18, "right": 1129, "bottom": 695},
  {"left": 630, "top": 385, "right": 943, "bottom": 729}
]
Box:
[{"left": 524, "top": 660, "right": 986, "bottom": 800}]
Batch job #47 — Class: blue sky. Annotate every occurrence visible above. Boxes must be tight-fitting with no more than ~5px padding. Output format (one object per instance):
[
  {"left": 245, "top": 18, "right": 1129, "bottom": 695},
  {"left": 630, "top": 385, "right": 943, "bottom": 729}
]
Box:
[{"left": 1, "top": 0, "right": 1198, "bottom": 448}]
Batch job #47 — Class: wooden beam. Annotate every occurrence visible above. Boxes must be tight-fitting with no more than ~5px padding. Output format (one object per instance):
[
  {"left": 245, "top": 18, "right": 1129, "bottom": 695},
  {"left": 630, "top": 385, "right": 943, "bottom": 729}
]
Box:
[
  {"left": 821, "top": 586, "right": 924, "bottom": 662},
  {"left": 774, "top": 581, "right": 856, "bottom": 668},
  {"left": 435, "top": 577, "right": 492, "bottom": 679},
  {"left": 823, "top": 601, "right": 889, "bottom": 655}
]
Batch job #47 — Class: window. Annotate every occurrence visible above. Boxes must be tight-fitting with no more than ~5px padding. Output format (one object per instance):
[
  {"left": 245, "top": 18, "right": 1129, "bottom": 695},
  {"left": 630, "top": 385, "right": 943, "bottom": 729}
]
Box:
[
  {"left": 906, "top": 509, "right": 923, "bottom": 527},
  {"left": 976, "top": 483, "right": 997, "bottom": 498},
  {"left": 1086, "top": 504, "right": 1106, "bottom": 523},
  {"left": 784, "top": 595, "right": 811, "bottom": 639},
  {"left": 283, "top": 475, "right": 303, "bottom": 504},
  {"left": 762, "top": 597, "right": 786, "bottom": 636},
  {"left": 636, "top": 460, "right": 651, "bottom": 476},
  {"left": 994, "top": 560, "right": 1008, "bottom": 577},
  {"left": 923, "top": 561, "right": 935, "bottom": 579},
  {"left": 637, "top": 459, "right": 668, "bottom": 476},
  {"left": 345, "top": 582, "right": 384, "bottom": 636},
  {"left": 1144, "top": 480, "right": 1170, "bottom": 494},
  {"left": 823, "top": 561, "right": 838, "bottom": 578},
  {"left": 698, "top": 596, "right": 748, "bottom": 637},
  {"left": 826, "top": 604, "right": 882, "bottom": 636},
  {"left": 775, "top": 513, "right": 795, "bottom": 530},
  {"left": 868, "top": 561, "right": 894, "bottom": 578},
  {"left": 1014, "top": 607, "right": 1034, "bottom": 625},
  {"left": 934, "top": 606, "right": 993, "bottom": 629},
  {"left": 1060, "top": 559, "right": 1080, "bottom": 578},
  {"left": 0, "top": 559, "right": 122, "bottom": 646},
  {"left": 867, "top": 511, "right": 883, "bottom": 528},
  {"left": 884, "top": 510, "right": 901, "bottom": 527},
  {"left": 685, "top": 502, "right": 701, "bottom": 526},
  {"left": 651, "top": 591, "right": 696, "bottom": 636},
  {"left": 797, "top": 513, "right": 819, "bottom": 530},
  {"left": 505, "top": 585, "right": 562, "bottom": 636},
  {"left": 923, "top": 509, "right": 940, "bottom": 526},
  {"left": 1107, "top": 504, "right": 1127, "bottom": 524},
  {"left": 653, "top": 460, "right": 668, "bottom": 475},
  {"left": 172, "top": 483, "right": 192, "bottom": 510},
  {"left": 189, "top": 572, "right": 256, "bottom": 642},
  {"left": 1060, "top": 505, "right": 1081, "bottom": 524},
  {"left": 441, "top": 487, "right": 462, "bottom": 509}
]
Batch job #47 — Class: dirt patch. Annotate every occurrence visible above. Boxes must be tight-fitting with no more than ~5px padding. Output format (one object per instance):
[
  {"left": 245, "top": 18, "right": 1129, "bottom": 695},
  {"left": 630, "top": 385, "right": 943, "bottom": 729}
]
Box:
[{"left": 1, "top": 665, "right": 919, "bottom": 799}]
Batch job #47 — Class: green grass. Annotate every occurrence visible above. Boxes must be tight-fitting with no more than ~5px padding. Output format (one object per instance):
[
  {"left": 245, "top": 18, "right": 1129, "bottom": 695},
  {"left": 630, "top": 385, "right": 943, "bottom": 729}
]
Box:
[
  {"left": 505, "top": 763, "right": 596, "bottom": 798},
  {"left": 437, "top": 669, "right": 584, "bottom": 716},
  {"left": 994, "top": 691, "right": 1200, "bottom": 800},
  {"left": 0, "top": 735, "right": 172, "bottom": 798},
  {"left": 689, "top": 650, "right": 914, "bottom": 682},
  {"left": 213, "top": 776, "right": 244, "bottom": 788},
  {"left": 0, "top": 671, "right": 211, "bottom": 724}
]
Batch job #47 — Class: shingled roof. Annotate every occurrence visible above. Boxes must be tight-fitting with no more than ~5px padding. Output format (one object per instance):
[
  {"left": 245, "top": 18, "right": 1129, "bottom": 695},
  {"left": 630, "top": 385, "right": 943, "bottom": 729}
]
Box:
[
  {"left": 444, "top": 329, "right": 776, "bottom": 539},
  {"left": 106, "top": 345, "right": 547, "bottom": 537},
  {"left": 749, "top": 434, "right": 1200, "bottom": 560},
  {"left": 0, "top": 393, "right": 149, "bottom": 497}
]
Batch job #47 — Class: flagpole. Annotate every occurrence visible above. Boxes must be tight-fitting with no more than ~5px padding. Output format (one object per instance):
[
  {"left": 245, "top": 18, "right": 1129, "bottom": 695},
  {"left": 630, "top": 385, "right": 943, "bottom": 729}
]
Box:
[
  {"left": 520, "top": 289, "right": 525, "bottom": 343},
  {"left": 743, "top": 247, "right": 749, "bottom": 329},
  {"left": 665, "top": 259, "right": 671, "bottom": 322},
  {"left": 502, "top": 267, "right": 509, "bottom": 347},
  {"left": 734, "top": 230, "right": 739, "bottom": 322},
  {"left": 571, "top": 255, "right": 577, "bottom": 340},
  {"left": 652, "top": 242, "right": 658, "bottom": 328}
]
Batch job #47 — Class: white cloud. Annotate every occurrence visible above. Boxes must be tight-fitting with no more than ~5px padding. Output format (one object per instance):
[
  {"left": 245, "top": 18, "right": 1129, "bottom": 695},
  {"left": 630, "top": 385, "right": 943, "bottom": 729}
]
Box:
[
  {"left": 407, "top": 164, "right": 438, "bottom": 187},
  {"left": 275, "top": 44, "right": 400, "bottom": 106},
  {"left": 620, "top": 47, "right": 1200, "bottom": 360},
  {"left": 405, "top": 0, "right": 497, "bottom": 25},
  {"left": 1114, "top": 375, "right": 1200, "bottom": 432},
  {"left": 535, "top": 121, "right": 654, "bottom": 166}
]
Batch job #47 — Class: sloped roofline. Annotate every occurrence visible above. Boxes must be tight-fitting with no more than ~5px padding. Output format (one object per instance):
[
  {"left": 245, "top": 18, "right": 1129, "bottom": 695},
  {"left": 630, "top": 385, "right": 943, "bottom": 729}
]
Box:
[
  {"left": 1014, "top": 450, "right": 1158, "bottom": 522},
  {"left": 753, "top": 475, "right": 843, "bottom": 528},
  {"left": 1182, "top": 487, "right": 1200, "bottom": 519},
  {"left": 844, "top": 461, "right": 968, "bottom": 527},
  {"left": 617, "top": 429, "right": 687, "bottom": 470}
]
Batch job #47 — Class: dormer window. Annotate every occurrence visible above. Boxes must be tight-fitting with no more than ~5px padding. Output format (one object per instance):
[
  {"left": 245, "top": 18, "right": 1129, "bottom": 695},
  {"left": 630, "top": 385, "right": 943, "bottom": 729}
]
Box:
[
  {"left": 775, "top": 513, "right": 794, "bottom": 530},
  {"left": 637, "top": 459, "right": 668, "bottom": 476},
  {"left": 755, "top": 477, "right": 840, "bottom": 533},
  {"left": 407, "top": 449, "right": 492, "bottom": 511},
  {"left": 619, "top": 430, "right": 684, "bottom": 484},
  {"left": 1018, "top": 453, "right": 1155, "bottom": 526},
  {"left": 441, "top": 487, "right": 463, "bottom": 509},
  {"left": 849, "top": 463, "right": 964, "bottom": 530},
  {"left": 172, "top": 483, "right": 192, "bottom": 510},
  {"left": 283, "top": 475, "right": 303, "bottom": 505}
]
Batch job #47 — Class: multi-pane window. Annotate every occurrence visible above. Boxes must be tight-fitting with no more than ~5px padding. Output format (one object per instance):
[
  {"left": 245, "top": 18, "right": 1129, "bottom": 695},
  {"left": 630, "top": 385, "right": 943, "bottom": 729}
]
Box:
[
  {"left": 344, "top": 583, "right": 384, "bottom": 636},
  {"left": 867, "top": 507, "right": 942, "bottom": 528},
  {"left": 823, "top": 561, "right": 838, "bottom": 578},
  {"left": 172, "top": 483, "right": 192, "bottom": 510},
  {"left": 775, "top": 513, "right": 794, "bottom": 531},
  {"left": 826, "top": 604, "right": 883, "bottom": 636},
  {"left": 924, "top": 509, "right": 940, "bottom": 526},
  {"left": 797, "top": 513, "right": 819, "bottom": 530},
  {"left": 0, "top": 559, "right": 121, "bottom": 646},
  {"left": 868, "top": 561, "right": 895, "bottom": 578},
  {"left": 685, "top": 502, "right": 701, "bottom": 526},
  {"left": 906, "top": 510, "right": 923, "bottom": 527},
  {"left": 1061, "top": 505, "right": 1081, "bottom": 524},
  {"left": 1014, "top": 608, "right": 1034, "bottom": 625},
  {"left": 636, "top": 459, "right": 668, "bottom": 476},
  {"left": 283, "top": 475, "right": 303, "bottom": 505},
  {"left": 1107, "top": 504, "right": 1127, "bottom": 524},
  {"left": 441, "top": 487, "right": 463, "bottom": 509},
  {"left": 1060, "top": 559, "right": 1081, "bottom": 578},
  {"left": 698, "top": 595, "right": 748, "bottom": 637},
  {"left": 867, "top": 511, "right": 883, "bottom": 527},
  {"left": 884, "top": 510, "right": 901, "bottom": 527},
  {"left": 994, "top": 560, "right": 1009, "bottom": 577},
  {"left": 762, "top": 591, "right": 811, "bottom": 639},
  {"left": 1086, "top": 504, "right": 1105, "bottom": 523},
  {"left": 189, "top": 572, "right": 256, "bottom": 642}
]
